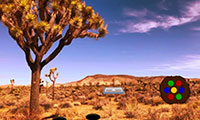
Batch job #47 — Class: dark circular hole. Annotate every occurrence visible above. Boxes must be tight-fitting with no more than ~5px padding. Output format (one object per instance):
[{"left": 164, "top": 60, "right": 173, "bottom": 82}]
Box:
[
  {"left": 86, "top": 113, "right": 100, "bottom": 120},
  {"left": 52, "top": 117, "right": 67, "bottom": 120}
]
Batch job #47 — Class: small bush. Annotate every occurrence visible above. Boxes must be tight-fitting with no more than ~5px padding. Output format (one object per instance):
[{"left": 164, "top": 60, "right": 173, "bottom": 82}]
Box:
[
  {"left": 60, "top": 102, "right": 72, "bottom": 108},
  {"left": 170, "top": 104, "right": 200, "bottom": 120},
  {"left": 124, "top": 111, "right": 135, "bottom": 118},
  {"left": 10, "top": 88, "right": 20, "bottom": 96},
  {"left": 147, "top": 107, "right": 170, "bottom": 120},
  {"left": 93, "top": 102, "right": 103, "bottom": 110},
  {"left": 40, "top": 103, "right": 52, "bottom": 111},
  {"left": 117, "top": 100, "right": 126, "bottom": 110},
  {"left": 124, "top": 103, "right": 137, "bottom": 118}
]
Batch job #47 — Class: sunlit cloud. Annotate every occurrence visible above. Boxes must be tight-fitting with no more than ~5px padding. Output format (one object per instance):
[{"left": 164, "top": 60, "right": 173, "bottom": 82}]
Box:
[
  {"left": 120, "top": 0, "right": 200, "bottom": 33},
  {"left": 150, "top": 55, "right": 200, "bottom": 71}
]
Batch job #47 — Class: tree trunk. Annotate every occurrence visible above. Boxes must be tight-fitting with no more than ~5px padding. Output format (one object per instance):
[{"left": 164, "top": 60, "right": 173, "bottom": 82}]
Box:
[
  {"left": 29, "top": 66, "right": 41, "bottom": 119},
  {"left": 11, "top": 84, "right": 13, "bottom": 91},
  {"left": 46, "top": 81, "right": 48, "bottom": 97},
  {"left": 52, "top": 81, "right": 55, "bottom": 100}
]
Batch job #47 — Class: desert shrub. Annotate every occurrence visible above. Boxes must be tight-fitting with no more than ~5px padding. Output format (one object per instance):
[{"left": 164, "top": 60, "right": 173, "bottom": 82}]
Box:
[
  {"left": 41, "top": 103, "right": 52, "bottom": 111},
  {"left": 57, "top": 108, "right": 85, "bottom": 120},
  {"left": 73, "top": 101, "right": 81, "bottom": 106},
  {"left": 152, "top": 96, "right": 164, "bottom": 106},
  {"left": 92, "top": 102, "right": 103, "bottom": 110},
  {"left": 4, "top": 99, "right": 16, "bottom": 106},
  {"left": 79, "top": 99, "right": 88, "bottom": 105},
  {"left": 124, "top": 104, "right": 136, "bottom": 118},
  {"left": 15, "top": 107, "right": 29, "bottom": 118},
  {"left": 75, "top": 86, "right": 80, "bottom": 90},
  {"left": 60, "top": 102, "right": 72, "bottom": 108},
  {"left": 136, "top": 94, "right": 145, "bottom": 103},
  {"left": 39, "top": 94, "right": 53, "bottom": 111},
  {"left": 0, "top": 101, "right": 5, "bottom": 108},
  {"left": 7, "top": 106, "right": 43, "bottom": 120},
  {"left": 0, "top": 87, "right": 3, "bottom": 92},
  {"left": 9, "top": 107, "right": 18, "bottom": 114},
  {"left": 15, "top": 96, "right": 29, "bottom": 108},
  {"left": 117, "top": 100, "right": 126, "bottom": 110},
  {"left": 10, "top": 88, "right": 20, "bottom": 96},
  {"left": 59, "top": 84, "right": 64, "bottom": 88},
  {"left": 124, "top": 111, "right": 135, "bottom": 118},
  {"left": 147, "top": 107, "right": 170, "bottom": 120},
  {"left": 170, "top": 103, "right": 200, "bottom": 120},
  {"left": 88, "top": 95, "right": 94, "bottom": 100},
  {"left": 143, "top": 97, "right": 153, "bottom": 105},
  {"left": 114, "top": 97, "right": 119, "bottom": 102}
]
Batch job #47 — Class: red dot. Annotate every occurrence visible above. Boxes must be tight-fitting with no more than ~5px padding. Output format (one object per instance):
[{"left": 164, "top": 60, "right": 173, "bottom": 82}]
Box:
[
  {"left": 176, "top": 80, "right": 182, "bottom": 86},
  {"left": 168, "top": 94, "right": 174, "bottom": 100}
]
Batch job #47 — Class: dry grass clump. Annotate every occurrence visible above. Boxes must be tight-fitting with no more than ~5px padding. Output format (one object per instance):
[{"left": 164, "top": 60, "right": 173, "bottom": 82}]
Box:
[
  {"left": 102, "top": 105, "right": 121, "bottom": 120},
  {"left": 59, "top": 102, "right": 73, "bottom": 108},
  {"left": 92, "top": 98, "right": 106, "bottom": 110},
  {"left": 56, "top": 108, "right": 86, "bottom": 120},
  {"left": 117, "top": 100, "right": 127, "bottom": 110},
  {"left": 124, "top": 103, "right": 137, "bottom": 118},
  {"left": 92, "top": 102, "right": 103, "bottom": 110},
  {"left": 39, "top": 94, "right": 53, "bottom": 111},
  {"left": 5, "top": 106, "right": 44, "bottom": 120},
  {"left": 152, "top": 96, "right": 165, "bottom": 106},
  {"left": 1, "top": 94, "right": 16, "bottom": 107},
  {"left": 170, "top": 103, "right": 200, "bottom": 120},
  {"left": 0, "top": 101, "right": 5, "bottom": 108},
  {"left": 147, "top": 107, "right": 170, "bottom": 120}
]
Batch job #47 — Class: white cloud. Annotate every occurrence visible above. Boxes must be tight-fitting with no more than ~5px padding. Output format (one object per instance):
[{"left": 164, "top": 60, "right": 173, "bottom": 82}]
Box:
[
  {"left": 151, "top": 55, "right": 200, "bottom": 71},
  {"left": 120, "top": 0, "right": 200, "bottom": 33},
  {"left": 120, "top": 20, "right": 160, "bottom": 33}
]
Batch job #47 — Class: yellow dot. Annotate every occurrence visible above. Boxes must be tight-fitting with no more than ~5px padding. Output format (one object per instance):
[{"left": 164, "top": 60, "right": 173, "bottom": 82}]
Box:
[{"left": 171, "top": 87, "right": 177, "bottom": 94}]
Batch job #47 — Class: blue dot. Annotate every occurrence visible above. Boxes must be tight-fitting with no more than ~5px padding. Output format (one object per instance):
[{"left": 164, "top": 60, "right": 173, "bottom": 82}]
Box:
[
  {"left": 179, "top": 87, "right": 184, "bottom": 93},
  {"left": 164, "top": 87, "right": 170, "bottom": 93}
]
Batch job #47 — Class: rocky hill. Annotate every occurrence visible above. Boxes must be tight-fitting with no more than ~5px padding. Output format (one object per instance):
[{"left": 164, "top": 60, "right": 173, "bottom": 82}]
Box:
[
  {"left": 64, "top": 74, "right": 200, "bottom": 87},
  {"left": 65, "top": 74, "right": 190, "bottom": 86}
]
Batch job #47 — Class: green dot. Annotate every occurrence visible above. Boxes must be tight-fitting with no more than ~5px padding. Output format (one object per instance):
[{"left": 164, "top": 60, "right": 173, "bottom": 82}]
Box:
[
  {"left": 168, "top": 80, "right": 174, "bottom": 87},
  {"left": 176, "top": 94, "right": 182, "bottom": 100}
]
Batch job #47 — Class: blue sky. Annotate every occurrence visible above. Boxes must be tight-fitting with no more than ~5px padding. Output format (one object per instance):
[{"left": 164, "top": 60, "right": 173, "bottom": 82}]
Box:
[{"left": 1, "top": 0, "right": 200, "bottom": 85}]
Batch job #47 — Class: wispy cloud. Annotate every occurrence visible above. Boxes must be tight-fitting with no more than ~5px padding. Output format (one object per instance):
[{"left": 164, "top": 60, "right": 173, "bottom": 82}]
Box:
[
  {"left": 191, "top": 26, "right": 200, "bottom": 31},
  {"left": 120, "top": 0, "right": 200, "bottom": 33},
  {"left": 151, "top": 55, "right": 200, "bottom": 71},
  {"left": 123, "top": 8, "right": 149, "bottom": 17}
]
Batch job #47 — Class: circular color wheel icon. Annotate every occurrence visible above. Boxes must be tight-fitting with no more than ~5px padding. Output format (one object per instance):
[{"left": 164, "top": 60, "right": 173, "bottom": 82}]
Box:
[{"left": 160, "top": 76, "right": 190, "bottom": 104}]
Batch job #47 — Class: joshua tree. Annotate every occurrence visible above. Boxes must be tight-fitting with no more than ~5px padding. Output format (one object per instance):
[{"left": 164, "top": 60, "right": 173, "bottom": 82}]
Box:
[
  {"left": 46, "top": 80, "right": 49, "bottom": 97},
  {"left": 39, "top": 79, "right": 44, "bottom": 93},
  {"left": 96, "top": 82, "right": 100, "bottom": 87},
  {"left": 0, "top": 0, "right": 107, "bottom": 118},
  {"left": 45, "top": 67, "right": 59, "bottom": 100},
  {"left": 112, "top": 78, "right": 115, "bottom": 86},
  {"left": 10, "top": 79, "right": 15, "bottom": 90}
]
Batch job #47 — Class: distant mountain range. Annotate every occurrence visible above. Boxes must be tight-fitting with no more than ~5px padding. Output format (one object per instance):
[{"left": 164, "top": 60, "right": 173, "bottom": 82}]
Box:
[
  {"left": 64, "top": 74, "right": 200, "bottom": 86},
  {"left": 1, "top": 74, "right": 200, "bottom": 87}
]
